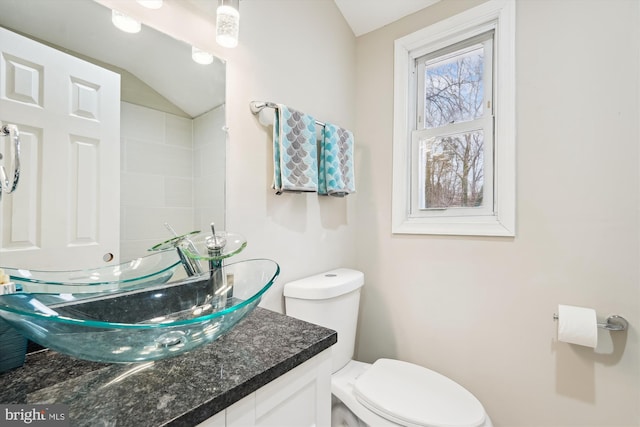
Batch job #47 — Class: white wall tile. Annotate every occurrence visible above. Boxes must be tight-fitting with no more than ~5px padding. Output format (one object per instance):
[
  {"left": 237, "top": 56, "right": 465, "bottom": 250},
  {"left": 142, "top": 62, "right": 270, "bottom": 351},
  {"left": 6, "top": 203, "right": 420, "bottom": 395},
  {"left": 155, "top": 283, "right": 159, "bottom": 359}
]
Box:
[
  {"left": 165, "top": 114, "right": 193, "bottom": 148},
  {"left": 122, "top": 206, "right": 194, "bottom": 241},
  {"left": 164, "top": 177, "right": 193, "bottom": 207},
  {"left": 124, "top": 138, "right": 193, "bottom": 177},
  {"left": 121, "top": 172, "right": 165, "bottom": 207},
  {"left": 120, "top": 102, "right": 196, "bottom": 257},
  {"left": 121, "top": 102, "right": 165, "bottom": 142}
]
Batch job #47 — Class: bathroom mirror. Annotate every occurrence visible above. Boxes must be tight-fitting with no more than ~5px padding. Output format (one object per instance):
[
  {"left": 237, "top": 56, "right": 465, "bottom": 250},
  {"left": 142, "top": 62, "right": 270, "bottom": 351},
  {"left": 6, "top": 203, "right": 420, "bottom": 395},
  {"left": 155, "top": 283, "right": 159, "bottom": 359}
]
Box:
[{"left": 0, "top": 0, "right": 226, "bottom": 268}]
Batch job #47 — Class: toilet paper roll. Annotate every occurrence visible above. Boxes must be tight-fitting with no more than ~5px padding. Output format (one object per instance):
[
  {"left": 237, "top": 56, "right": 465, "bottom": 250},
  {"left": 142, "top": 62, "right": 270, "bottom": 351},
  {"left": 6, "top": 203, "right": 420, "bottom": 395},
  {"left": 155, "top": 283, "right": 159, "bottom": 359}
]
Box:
[{"left": 557, "top": 304, "right": 598, "bottom": 348}]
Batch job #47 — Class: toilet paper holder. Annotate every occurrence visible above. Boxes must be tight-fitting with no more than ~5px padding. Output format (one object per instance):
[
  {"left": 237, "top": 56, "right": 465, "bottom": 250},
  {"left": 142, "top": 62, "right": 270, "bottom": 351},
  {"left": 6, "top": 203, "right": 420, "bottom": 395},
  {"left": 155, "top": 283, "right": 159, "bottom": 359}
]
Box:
[{"left": 553, "top": 313, "right": 628, "bottom": 331}]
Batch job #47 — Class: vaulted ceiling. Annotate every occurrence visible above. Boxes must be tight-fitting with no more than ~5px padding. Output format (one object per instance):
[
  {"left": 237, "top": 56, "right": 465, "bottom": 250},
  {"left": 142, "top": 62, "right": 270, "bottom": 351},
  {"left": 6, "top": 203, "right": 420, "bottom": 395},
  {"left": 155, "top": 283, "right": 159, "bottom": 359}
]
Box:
[{"left": 333, "top": 0, "right": 440, "bottom": 36}]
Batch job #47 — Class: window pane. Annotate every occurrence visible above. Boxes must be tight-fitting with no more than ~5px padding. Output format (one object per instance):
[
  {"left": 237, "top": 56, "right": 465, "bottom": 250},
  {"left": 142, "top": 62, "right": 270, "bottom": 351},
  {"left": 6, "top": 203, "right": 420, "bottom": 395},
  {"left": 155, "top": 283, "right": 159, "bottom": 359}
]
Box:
[
  {"left": 423, "top": 45, "right": 484, "bottom": 129},
  {"left": 418, "top": 131, "right": 484, "bottom": 209}
]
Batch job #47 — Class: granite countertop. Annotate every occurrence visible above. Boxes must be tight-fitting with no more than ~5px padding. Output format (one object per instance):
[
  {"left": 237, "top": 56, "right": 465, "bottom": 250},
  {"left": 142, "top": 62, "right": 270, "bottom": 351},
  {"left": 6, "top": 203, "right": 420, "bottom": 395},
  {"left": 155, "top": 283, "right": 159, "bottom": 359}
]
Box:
[{"left": 0, "top": 307, "right": 337, "bottom": 427}]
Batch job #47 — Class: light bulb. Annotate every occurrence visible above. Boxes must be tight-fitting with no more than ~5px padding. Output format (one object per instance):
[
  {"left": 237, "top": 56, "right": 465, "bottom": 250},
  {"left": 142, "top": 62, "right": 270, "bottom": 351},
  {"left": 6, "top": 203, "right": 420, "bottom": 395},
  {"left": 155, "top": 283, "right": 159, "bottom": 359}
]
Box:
[
  {"left": 112, "top": 10, "right": 141, "bottom": 34},
  {"left": 216, "top": 2, "right": 239, "bottom": 48},
  {"left": 192, "top": 47, "right": 214, "bottom": 65}
]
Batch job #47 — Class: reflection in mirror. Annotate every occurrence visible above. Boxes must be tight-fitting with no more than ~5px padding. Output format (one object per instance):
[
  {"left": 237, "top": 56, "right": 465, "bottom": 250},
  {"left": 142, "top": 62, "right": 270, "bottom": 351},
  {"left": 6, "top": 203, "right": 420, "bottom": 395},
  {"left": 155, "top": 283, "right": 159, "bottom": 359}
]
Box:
[{"left": 0, "top": 0, "right": 226, "bottom": 270}]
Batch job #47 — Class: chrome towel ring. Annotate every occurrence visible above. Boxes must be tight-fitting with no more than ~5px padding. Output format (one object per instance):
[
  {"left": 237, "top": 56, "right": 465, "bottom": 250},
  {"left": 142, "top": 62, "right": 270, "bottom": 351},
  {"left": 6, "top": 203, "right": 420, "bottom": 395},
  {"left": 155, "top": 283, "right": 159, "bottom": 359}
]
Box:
[{"left": 0, "top": 123, "right": 21, "bottom": 200}]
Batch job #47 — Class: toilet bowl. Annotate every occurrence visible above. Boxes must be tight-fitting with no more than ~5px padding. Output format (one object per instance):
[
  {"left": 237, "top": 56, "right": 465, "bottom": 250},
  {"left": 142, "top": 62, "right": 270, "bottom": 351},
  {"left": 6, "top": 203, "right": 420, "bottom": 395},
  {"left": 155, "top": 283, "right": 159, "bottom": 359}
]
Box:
[
  {"left": 332, "top": 360, "right": 492, "bottom": 427},
  {"left": 284, "top": 269, "right": 492, "bottom": 427}
]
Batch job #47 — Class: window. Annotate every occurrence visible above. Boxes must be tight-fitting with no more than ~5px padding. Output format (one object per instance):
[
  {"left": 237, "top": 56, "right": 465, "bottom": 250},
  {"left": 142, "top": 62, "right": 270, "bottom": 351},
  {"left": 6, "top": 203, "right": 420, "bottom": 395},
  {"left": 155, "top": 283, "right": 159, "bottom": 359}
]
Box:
[
  {"left": 415, "top": 32, "right": 493, "bottom": 214},
  {"left": 392, "top": 0, "right": 515, "bottom": 236}
]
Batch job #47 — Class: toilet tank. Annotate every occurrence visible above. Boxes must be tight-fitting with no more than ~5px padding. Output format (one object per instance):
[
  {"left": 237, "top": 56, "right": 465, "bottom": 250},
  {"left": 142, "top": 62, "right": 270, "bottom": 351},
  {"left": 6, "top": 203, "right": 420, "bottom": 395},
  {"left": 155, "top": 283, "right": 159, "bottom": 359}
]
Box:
[{"left": 283, "top": 268, "right": 364, "bottom": 373}]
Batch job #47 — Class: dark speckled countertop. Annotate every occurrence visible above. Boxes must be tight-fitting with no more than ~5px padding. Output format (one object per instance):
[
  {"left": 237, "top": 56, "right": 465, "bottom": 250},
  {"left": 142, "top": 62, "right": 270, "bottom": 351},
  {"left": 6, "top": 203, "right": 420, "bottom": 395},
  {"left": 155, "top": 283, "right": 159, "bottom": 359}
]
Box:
[{"left": 0, "top": 308, "right": 337, "bottom": 427}]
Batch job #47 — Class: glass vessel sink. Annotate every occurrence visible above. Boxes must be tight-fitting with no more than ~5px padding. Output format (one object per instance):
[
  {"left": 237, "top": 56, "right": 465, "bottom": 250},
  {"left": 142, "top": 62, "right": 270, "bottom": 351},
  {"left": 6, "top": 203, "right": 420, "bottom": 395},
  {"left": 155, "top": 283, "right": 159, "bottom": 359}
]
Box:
[
  {"left": 150, "top": 231, "right": 247, "bottom": 261},
  {"left": 2, "top": 250, "right": 181, "bottom": 296},
  {"left": 182, "top": 232, "right": 248, "bottom": 261},
  {"left": 0, "top": 259, "right": 279, "bottom": 363}
]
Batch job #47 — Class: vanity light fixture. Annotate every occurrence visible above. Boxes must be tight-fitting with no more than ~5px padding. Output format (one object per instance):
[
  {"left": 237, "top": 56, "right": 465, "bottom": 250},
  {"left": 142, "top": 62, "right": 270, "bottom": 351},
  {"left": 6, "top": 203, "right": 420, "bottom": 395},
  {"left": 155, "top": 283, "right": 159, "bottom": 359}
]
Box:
[
  {"left": 136, "top": 0, "right": 163, "bottom": 9},
  {"left": 216, "top": 0, "right": 240, "bottom": 48},
  {"left": 192, "top": 46, "right": 214, "bottom": 65},
  {"left": 112, "top": 10, "right": 141, "bottom": 33}
]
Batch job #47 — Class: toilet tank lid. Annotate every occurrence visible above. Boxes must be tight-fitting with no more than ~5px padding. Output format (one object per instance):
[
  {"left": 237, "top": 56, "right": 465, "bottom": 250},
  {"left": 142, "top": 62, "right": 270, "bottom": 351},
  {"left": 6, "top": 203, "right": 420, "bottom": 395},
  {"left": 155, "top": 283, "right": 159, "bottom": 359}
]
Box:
[{"left": 283, "top": 268, "right": 364, "bottom": 300}]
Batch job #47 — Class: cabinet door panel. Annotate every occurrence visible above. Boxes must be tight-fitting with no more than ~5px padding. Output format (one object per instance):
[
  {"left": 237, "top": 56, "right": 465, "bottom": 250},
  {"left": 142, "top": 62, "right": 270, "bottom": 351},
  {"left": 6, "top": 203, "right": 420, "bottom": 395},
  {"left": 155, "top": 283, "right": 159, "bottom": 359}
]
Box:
[
  {"left": 196, "top": 409, "right": 225, "bottom": 427},
  {"left": 255, "top": 350, "right": 332, "bottom": 427},
  {"left": 223, "top": 349, "right": 332, "bottom": 427}
]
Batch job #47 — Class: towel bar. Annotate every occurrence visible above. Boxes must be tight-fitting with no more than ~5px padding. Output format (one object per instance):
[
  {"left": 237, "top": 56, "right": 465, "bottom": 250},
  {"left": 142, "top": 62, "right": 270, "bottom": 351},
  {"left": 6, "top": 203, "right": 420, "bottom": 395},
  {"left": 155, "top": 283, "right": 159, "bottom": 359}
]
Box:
[
  {"left": 552, "top": 313, "right": 628, "bottom": 331},
  {"left": 250, "top": 101, "right": 326, "bottom": 127}
]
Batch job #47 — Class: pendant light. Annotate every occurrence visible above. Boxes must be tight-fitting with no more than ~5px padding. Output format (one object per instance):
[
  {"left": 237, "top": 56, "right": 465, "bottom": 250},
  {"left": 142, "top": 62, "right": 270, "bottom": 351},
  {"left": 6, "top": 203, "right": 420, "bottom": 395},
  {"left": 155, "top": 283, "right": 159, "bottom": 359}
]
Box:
[{"left": 216, "top": 0, "right": 240, "bottom": 48}]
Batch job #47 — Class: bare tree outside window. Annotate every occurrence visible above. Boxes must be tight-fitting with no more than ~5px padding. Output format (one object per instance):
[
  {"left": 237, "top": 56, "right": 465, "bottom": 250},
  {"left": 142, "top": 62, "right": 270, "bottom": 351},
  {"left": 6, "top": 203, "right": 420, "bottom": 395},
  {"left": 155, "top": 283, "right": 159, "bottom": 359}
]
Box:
[
  {"left": 419, "top": 45, "right": 485, "bottom": 209},
  {"left": 394, "top": 5, "right": 514, "bottom": 236}
]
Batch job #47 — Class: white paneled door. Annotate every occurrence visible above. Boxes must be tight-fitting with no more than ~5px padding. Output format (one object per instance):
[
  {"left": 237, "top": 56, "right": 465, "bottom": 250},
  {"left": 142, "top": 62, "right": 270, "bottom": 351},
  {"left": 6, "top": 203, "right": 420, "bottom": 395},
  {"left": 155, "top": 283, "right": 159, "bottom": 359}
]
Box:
[{"left": 0, "top": 27, "right": 120, "bottom": 270}]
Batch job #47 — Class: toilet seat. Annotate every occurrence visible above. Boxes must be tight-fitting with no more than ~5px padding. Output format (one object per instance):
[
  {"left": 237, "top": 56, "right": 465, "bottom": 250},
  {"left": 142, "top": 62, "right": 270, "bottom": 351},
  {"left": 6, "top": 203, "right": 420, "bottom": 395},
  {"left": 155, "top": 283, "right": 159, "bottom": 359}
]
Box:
[{"left": 353, "top": 359, "right": 486, "bottom": 427}]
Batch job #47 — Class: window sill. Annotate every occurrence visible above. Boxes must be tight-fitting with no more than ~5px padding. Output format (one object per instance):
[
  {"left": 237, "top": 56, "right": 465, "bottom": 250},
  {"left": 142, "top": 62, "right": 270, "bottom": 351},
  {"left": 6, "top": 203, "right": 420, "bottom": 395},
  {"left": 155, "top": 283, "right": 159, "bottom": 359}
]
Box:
[{"left": 392, "top": 214, "right": 515, "bottom": 237}]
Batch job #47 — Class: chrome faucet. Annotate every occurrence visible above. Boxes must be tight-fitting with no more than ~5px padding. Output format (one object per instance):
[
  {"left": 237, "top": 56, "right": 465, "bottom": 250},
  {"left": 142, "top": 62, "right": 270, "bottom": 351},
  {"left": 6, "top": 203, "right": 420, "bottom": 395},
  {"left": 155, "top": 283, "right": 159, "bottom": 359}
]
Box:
[
  {"left": 205, "top": 223, "right": 232, "bottom": 307},
  {"left": 164, "top": 223, "right": 203, "bottom": 276}
]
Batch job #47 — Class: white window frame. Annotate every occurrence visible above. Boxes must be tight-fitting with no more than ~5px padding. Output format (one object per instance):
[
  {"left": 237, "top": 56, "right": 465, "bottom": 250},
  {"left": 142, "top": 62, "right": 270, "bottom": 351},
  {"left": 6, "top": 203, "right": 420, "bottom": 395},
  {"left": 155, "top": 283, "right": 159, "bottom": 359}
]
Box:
[
  {"left": 392, "top": 0, "right": 515, "bottom": 236},
  {"left": 413, "top": 32, "right": 494, "bottom": 217}
]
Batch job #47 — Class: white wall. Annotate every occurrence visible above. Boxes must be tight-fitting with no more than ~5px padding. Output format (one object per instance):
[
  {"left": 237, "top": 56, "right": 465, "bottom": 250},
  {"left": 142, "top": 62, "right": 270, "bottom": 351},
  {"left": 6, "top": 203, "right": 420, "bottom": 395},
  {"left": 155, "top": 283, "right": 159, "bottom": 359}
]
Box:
[
  {"left": 223, "top": 0, "right": 358, "bottom": 312},
  {"left": 354, "top": 0, "right": 640, "bottom": 425}
]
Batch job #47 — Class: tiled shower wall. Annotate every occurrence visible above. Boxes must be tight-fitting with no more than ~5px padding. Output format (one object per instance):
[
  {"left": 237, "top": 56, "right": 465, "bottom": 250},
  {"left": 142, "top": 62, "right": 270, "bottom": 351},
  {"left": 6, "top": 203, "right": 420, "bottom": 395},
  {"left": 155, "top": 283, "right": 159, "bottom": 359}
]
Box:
[
  {"left": 193, "top": 105, "right": 226, "bottom": 236},
  {"left": 119, "top": 102, "right": 225, "bottom": 263},
  {"left": 120, "top": 102, "right": 195, "bottom": 261}
]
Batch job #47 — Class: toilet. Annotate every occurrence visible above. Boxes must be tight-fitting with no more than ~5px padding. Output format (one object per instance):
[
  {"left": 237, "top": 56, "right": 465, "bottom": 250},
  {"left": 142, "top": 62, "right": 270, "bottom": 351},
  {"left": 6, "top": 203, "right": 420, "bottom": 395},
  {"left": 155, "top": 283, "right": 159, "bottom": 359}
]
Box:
[{"left": 283, "top": 268, "right": 492, "bottom": 427}]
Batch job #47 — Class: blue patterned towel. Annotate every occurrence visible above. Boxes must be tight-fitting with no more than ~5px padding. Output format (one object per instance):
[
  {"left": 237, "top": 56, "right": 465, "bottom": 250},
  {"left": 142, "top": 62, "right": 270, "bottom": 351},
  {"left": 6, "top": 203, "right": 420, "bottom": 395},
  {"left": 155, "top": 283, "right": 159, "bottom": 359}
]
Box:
[
  {"left": 272, "top": 105, "right": 318, "bottom": 194},
  {"left": 319, "top": 123, "right": 355, "bottom": 197}
]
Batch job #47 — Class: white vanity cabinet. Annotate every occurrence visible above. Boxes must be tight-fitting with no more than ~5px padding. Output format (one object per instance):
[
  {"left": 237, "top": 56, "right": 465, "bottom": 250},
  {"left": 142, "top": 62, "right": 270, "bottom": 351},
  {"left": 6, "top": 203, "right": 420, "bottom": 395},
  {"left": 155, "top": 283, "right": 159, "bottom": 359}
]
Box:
[{"left": 197, "top": 349, "right": 332, "bottom": 427}]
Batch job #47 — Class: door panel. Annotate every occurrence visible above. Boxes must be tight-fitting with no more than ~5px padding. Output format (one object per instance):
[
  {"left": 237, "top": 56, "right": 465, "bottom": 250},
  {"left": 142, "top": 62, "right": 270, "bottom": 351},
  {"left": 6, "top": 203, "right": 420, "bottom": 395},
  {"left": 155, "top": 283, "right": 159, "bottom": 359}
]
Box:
[{"left": 0, "top": 26, "right": 120, "bottom": 270}]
